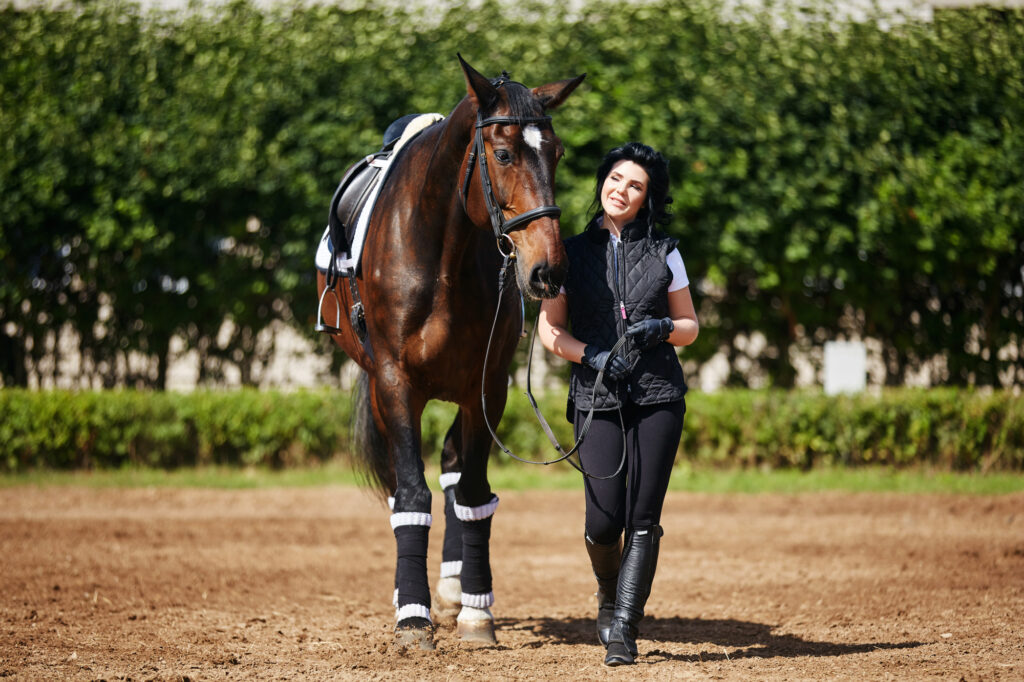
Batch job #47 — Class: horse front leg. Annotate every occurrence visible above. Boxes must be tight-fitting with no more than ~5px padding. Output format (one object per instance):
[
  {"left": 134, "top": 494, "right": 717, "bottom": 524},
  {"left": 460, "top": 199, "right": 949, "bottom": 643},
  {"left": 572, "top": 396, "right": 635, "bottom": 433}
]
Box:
[
  {"left": 452, "top": 392, "right": 506, "bottom": 643},
  {"left": 373, "top": 379, "right": 435, "bottom": 649},
  {"left": 435, "top": 413, "right": 464, "bottom": 623}
]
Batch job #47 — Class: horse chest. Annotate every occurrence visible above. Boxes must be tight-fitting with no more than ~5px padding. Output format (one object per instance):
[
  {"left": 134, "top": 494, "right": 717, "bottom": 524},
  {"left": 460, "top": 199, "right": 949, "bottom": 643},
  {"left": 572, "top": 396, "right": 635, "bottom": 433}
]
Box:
[{"left": 409, "top": 283, "right": 486, "bottom": 362}]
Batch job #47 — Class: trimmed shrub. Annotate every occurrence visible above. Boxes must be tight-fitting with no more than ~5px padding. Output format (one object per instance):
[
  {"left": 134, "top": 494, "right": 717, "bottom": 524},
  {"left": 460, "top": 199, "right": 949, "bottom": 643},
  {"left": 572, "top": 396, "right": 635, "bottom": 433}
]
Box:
[{"left": 1, "top": 388, "right": 1020, "bottom": 472}]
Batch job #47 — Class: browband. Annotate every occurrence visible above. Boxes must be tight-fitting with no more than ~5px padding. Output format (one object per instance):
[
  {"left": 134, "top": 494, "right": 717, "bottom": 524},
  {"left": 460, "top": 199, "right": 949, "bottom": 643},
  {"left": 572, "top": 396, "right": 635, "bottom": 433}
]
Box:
[{"left": 476, "top": 115, "right": 552, "bottom": 128}]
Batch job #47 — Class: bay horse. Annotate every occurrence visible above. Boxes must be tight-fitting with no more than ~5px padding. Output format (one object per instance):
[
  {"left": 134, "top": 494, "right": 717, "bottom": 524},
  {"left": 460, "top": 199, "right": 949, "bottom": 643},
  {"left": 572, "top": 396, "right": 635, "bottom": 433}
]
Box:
[{"left": 316, "top": 56, "right": 584, "bottom": 649}]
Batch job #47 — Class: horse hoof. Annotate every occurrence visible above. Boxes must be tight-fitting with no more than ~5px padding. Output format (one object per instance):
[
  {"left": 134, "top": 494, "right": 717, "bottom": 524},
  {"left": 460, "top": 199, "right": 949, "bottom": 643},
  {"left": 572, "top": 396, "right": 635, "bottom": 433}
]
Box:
[
  {"left": 395, "top": 617, "right": 435, "bottom": 650},
  {"left": 456, "top": 606, "right": 497, "bottom": 644},
  {"left": 434, "top": 576, "right": 462, "bottom": 622}
]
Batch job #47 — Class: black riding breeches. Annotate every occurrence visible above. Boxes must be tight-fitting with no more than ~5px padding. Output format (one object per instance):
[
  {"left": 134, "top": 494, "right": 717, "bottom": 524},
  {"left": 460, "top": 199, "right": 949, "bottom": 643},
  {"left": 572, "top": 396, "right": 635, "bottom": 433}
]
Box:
[{"left": 575, "top": 400, "right": 685, "bottom": 545}]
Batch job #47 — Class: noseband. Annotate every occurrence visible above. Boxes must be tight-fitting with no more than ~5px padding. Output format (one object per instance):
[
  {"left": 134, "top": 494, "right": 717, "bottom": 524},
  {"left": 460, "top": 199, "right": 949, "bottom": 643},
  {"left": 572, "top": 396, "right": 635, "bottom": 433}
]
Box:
[{"left": 459, "top": 101, "right": 562, "bottom": 253}]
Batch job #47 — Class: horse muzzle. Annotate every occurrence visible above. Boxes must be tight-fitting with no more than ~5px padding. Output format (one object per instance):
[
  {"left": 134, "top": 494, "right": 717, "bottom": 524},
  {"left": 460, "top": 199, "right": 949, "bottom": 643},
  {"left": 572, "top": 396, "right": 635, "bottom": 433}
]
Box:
[{"left": 521, "top": 258, "right": 566, "bottom": 300}]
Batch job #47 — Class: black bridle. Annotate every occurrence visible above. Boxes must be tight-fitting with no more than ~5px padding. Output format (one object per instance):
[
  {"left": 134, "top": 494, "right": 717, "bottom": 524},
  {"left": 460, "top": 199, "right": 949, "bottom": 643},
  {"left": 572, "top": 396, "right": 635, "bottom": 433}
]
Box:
[
  {"left": 467, "top": 86, "right": 629, "bottom": 480},
  {"left": 459, "top": 95, "right": 562, "bottom": 252}
]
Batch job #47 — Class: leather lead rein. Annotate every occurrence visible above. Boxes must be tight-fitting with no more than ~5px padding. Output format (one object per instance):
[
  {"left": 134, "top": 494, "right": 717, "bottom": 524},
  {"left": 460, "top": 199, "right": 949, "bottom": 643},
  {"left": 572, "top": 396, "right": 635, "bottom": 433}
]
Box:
[
  {"left": 481, "top": 256, "right": 631, "bottom": 481},
  {"left": 469, "top": 85, "right": 627, "bottom": 479}
]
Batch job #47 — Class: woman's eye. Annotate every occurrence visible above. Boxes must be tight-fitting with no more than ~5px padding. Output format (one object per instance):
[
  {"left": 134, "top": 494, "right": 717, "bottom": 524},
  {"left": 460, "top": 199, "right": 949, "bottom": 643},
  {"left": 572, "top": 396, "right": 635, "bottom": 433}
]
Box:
[{"left": 494, "top": 149, "right": 512, "bottom": 164}]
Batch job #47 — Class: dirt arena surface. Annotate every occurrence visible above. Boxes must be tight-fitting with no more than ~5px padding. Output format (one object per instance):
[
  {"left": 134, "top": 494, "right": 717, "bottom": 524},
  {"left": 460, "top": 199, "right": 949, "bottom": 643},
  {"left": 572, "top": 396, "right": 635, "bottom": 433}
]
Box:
[{"left": 1, "top": 485, "right": 1022, "bottom": 681}]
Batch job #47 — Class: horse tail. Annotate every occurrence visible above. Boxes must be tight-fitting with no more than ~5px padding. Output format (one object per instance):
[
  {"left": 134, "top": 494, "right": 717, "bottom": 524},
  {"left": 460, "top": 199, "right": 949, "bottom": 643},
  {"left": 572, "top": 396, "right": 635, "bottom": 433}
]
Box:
[{"left": 350, "top": 368, "right": 395, "bottom": 498}]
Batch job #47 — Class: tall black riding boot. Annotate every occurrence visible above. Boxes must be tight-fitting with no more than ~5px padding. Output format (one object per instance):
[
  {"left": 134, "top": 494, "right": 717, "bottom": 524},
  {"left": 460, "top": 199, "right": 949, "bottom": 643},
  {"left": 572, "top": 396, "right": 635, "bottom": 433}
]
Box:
[
  {"left": 604, "top": 525, "right": 662, "bottom": 666},
  {"left": 584, "top": 534, "right": 621, "bottom": 647}
]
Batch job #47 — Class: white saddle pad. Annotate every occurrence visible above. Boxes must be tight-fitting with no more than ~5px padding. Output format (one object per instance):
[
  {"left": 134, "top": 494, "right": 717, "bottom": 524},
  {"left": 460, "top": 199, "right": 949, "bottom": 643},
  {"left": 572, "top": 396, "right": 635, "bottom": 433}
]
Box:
[{"left": 315, "top": 113, "right": 444, "bottom": 275}]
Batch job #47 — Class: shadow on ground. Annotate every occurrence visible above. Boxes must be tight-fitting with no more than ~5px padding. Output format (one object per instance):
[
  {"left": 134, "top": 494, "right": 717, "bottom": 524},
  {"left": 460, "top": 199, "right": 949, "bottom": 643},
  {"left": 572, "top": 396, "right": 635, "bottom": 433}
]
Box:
[{"left": 500, "top": 616, "right": 927, "bottom": 662}]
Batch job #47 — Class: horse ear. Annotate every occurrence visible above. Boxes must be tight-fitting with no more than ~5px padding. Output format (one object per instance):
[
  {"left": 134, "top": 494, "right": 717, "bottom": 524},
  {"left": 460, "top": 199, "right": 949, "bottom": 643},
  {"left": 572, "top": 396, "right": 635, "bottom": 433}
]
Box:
[
  {"left": 532, "top": 74, "right": 586, "bottom": 111},
  {"left": 458, "top": 53, "right": 499, "bottom": 112}
]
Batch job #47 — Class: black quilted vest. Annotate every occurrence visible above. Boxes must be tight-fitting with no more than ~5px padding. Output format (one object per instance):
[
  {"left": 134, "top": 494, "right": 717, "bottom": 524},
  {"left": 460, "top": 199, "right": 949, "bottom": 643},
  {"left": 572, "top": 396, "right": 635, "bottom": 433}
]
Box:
[{"left": 564, "top": 219, "right": 688, "bottom": 413}]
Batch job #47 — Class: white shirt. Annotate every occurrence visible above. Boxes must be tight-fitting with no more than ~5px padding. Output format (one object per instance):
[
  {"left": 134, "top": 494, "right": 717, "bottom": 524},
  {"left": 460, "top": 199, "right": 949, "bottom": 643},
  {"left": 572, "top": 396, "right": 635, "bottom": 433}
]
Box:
[
  {"left": 666, "top": 247, "right": 689, "bottom": 292},
  {"left": 559, "top": 234, "right": 690, "bottom": 296},
  {"left": 608, "top": 232, "right": 690, "bottom": 291}
]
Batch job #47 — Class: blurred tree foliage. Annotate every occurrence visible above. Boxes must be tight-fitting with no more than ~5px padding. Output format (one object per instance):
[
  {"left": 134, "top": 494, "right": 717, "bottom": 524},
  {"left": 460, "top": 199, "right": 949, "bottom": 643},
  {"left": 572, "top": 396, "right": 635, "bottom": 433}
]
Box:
[{"left": 1, "top": 0, "right": 1021, "bottom": 389}]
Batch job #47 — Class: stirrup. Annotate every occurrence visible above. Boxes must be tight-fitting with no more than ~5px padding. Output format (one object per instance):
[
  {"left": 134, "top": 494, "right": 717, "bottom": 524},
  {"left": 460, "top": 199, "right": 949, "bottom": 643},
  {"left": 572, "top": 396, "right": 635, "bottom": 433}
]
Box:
[{"left": 315, "top": 286, "right": 344, "bottom": 334}]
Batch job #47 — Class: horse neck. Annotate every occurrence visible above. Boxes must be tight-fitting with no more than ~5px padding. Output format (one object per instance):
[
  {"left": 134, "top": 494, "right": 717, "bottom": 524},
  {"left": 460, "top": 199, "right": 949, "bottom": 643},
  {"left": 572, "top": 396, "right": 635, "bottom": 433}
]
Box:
[
  {"left": 431, "top": 99, "right": 475, "bottom": 211},
  {"left": 415, "top": 99, "right": 487, "bottom": 267}
]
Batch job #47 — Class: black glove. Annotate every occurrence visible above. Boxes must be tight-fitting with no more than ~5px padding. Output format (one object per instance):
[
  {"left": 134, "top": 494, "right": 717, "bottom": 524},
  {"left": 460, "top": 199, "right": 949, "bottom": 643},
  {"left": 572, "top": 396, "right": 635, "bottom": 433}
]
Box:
[
  {"left": 581, "top": 345, "right": 630, "bottom": 381},
  {"left": 626, "top": 317, "right": 674, "bottom": 350}
]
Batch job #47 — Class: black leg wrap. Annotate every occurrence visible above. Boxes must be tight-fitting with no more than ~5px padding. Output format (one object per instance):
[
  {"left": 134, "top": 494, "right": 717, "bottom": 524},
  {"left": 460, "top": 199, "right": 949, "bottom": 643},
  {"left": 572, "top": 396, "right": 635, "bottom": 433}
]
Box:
[
  {"left": 604, "top": 526, "right": 662, "bottom": 666},
  {"left": 394, "top": 524, "right": 431, "bottom": 613},
  {"left": 460, "top": 515, "right": 493, "bottom": 597},
  {"left": 442, "top": 485, "right": 463, "bottom": 565},
  {"left": 585, "top": 534, "right": 622, "bottom": 647}
]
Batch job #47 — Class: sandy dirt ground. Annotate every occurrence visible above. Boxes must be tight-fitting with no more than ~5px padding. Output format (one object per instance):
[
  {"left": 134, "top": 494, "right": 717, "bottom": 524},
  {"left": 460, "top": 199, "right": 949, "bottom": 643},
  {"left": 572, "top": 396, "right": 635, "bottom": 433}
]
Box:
[{"left": 1, "top": 484, "right": 1022, "bottom": 680}]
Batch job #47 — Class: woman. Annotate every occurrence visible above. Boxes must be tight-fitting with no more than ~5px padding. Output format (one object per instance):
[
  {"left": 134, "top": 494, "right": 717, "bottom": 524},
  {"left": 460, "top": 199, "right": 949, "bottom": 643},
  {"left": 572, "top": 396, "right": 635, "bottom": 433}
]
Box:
[{"left": 538, "top": 142, "right": 699, "bottom": 666}]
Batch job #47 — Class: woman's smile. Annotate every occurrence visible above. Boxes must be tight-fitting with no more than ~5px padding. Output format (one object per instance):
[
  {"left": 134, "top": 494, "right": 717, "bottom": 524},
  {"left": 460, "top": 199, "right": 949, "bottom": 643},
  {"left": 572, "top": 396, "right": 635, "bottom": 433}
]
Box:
[{"left": 600, "top": 160, "right": 649, "bottom": 233}]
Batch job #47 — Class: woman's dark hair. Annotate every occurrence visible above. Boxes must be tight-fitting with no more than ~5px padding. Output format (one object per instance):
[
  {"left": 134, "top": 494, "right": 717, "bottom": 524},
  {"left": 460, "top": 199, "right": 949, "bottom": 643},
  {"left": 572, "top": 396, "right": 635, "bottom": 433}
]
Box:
[{"left": 588, "top": 142, "right": 673, "bottom": 232}]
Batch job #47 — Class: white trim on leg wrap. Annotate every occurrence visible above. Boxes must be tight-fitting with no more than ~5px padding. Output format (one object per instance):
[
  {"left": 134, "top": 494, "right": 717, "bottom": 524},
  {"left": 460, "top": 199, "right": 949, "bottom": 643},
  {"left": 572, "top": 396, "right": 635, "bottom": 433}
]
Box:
[
  {"left": 438, "top": 472, "right": 461, "bottom": 490},
  {"left": 461, "top": 591, "right": 495, "bottom": 608},
  {"left": 453, "top": 495, "right": 499, "bottom": 521},
  {"left": 390, "top": 512, "right": 432, "bottom": 529},
  {"left": 440, "top": 560, "right": 462, "bottom": 578},
  {"left": 396, "top": 603, "right": 432, "bottom": 623}
]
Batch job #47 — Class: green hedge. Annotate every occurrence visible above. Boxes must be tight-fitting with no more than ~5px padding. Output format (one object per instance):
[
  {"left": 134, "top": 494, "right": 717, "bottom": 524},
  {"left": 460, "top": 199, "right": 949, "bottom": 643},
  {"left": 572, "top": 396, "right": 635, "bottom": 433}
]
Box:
[
  {"left": 2, "top": 388, "right": 1021, "bottom": 473},
  {"left": 0, "top": 389, "right": 350, "bottom": 471},
  {"left": 680, "top": 388, "right": 1024, "bottom": 470},
  {"left": 2, "top": 0, "right": 1022, "bottom": 390}
]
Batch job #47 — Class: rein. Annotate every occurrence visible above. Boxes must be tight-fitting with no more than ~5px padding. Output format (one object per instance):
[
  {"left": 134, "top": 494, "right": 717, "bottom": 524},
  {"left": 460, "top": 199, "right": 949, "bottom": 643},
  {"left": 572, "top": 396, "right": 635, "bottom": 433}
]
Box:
[
  {"left": 465, "top": 82, "right": 628, "bottom": 479},
  {"left": 481, "top": 255, "right": 631, "bottom": 481}
]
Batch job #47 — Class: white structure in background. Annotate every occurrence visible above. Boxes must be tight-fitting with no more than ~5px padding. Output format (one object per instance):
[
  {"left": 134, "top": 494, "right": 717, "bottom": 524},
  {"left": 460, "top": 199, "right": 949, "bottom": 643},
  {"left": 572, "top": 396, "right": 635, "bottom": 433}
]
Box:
[{"left": 823, "top": 340, "right": 867, "bottom": 395}]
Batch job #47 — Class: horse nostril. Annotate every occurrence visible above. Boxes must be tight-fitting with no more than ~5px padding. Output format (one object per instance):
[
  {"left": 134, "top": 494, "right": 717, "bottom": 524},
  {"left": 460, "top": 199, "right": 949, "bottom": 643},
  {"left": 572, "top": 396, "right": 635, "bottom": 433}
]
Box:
[
  {"left": 529, "top": 262, "right": 562, "bottom": 296},
  {"left": 529, "top": 263, "right": 548, "bottom": 290}
]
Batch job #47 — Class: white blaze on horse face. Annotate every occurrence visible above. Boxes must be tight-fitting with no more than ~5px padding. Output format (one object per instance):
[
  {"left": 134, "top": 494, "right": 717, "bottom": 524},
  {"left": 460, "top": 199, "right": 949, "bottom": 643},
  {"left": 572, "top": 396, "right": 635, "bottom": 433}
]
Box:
[{"left": 523, "top": 126, "right": 543, "bottom": 152}]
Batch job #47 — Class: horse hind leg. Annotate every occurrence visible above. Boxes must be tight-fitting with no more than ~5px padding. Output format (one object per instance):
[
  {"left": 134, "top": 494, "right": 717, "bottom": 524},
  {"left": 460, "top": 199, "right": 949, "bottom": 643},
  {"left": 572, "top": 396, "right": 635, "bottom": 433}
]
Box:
[
  {"left": 436, "top": 473, "right": 464, "bottom": 623},
  {"left": 433, "top": 415, "right": 464, "bottom": 624}
]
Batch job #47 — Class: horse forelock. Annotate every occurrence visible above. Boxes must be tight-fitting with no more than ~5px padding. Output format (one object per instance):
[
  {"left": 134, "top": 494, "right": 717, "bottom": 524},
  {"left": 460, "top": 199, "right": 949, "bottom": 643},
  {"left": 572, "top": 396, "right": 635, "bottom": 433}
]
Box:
[{"left": 491, "top": 80, "right": 545, "bottom": 120}]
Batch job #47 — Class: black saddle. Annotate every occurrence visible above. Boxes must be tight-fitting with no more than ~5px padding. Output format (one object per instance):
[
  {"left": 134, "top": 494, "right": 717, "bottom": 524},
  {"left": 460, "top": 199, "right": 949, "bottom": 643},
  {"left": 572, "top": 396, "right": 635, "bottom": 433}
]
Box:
[{"left": 326, "top": 114, "right": 422, "bottom": 272}]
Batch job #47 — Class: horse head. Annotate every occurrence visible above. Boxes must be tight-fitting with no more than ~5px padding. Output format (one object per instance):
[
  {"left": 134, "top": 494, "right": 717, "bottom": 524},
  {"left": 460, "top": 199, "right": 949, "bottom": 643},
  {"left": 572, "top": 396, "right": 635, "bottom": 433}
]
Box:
[{"left": 458, "top": 56, "right": 585, "bottom": 300}]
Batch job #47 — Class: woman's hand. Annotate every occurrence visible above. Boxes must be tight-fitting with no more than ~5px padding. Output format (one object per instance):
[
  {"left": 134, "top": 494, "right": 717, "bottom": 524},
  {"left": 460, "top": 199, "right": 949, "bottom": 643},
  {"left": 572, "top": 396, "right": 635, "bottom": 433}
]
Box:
[
  {"left": 582, "top": 345, "right": 630, "bottom": 380},
  {"left": 625, "top": 317, "right": 674, "bottom": 350}
]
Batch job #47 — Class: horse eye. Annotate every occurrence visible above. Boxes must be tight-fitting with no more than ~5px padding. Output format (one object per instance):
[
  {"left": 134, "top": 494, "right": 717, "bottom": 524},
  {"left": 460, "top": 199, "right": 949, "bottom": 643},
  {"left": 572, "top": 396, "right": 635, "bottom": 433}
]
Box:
[{"left": 494, "top": 149, "right": 512, "bottom": 164}]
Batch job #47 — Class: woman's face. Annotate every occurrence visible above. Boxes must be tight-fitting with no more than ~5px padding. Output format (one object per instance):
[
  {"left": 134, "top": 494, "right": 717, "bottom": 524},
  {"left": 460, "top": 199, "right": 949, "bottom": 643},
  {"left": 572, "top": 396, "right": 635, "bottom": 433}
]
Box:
[{"left": 600, "top": 160, "right": 649, "bottom": 229}]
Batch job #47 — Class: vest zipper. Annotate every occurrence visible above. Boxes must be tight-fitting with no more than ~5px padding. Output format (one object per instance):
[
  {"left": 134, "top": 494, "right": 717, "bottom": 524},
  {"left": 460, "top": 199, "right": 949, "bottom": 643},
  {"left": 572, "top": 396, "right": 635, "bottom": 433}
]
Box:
[
  {"left": 612, "top": 239, "right": 627, "bottom": 332},
  {"left": 612, "top": 237, "right": 631, "bottom": 395}
]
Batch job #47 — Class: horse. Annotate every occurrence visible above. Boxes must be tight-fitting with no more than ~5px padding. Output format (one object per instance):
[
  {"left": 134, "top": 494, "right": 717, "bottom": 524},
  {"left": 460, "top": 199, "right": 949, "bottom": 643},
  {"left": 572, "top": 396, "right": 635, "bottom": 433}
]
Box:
[{"left": 316, "top": 56, "right": 584, "bottom": 649}]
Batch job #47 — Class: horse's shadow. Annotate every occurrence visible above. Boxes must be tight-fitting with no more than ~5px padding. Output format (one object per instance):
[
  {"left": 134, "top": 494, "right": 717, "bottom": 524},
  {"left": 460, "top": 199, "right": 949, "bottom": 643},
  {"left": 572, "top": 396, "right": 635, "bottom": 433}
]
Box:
[{"left": 499, "top": 616, "right": 926, "bottom": 662}]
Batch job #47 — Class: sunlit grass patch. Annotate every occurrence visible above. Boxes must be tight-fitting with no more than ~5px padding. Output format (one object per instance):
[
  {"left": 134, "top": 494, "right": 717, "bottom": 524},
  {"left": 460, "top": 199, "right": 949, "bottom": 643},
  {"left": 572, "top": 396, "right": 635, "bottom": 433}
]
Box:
[{"left": 3, "top": 461, "right": 1021, "bottom": 496}]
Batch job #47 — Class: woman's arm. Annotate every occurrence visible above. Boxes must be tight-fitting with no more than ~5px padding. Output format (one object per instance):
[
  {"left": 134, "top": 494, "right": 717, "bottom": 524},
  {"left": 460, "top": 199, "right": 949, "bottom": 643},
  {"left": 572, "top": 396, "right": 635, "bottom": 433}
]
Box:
[
  {"left": 538, "top": 294, "right": 587, "bottom": 363},
  {"left": 666, "top": 285, "right": 699, "bottom": 347}
]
